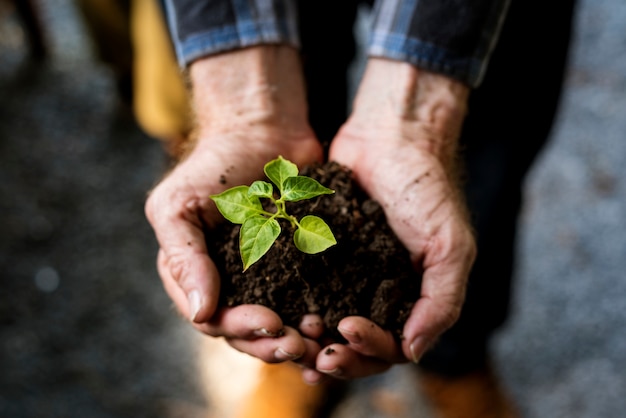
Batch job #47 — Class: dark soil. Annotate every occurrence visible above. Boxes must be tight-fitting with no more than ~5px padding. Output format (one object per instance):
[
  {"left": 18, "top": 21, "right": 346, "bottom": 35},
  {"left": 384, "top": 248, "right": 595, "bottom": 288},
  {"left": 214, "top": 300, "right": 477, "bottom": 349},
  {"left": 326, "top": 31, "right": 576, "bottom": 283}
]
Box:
[{"left": 207, "top": 162, "right": 422, "bottom": 340}]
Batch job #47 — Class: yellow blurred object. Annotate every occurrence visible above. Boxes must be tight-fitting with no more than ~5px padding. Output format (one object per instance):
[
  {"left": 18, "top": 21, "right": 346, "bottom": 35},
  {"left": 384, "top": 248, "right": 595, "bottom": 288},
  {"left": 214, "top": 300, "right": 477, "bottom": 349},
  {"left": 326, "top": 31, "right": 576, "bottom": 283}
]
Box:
[
  {"left": 76, "top": 0, "right": 191, "bottom": 155},
  {"left": 234, "top": 362, "right": 328, "bottom": 418},
  {"left": 418, "top": 366, "right": 519, "bottom": 418},
  {"left": 130, "top": 0, "right": 191, "bottom": 149},
  {"left": 75, "top": 0, "right": 132, "bottom": 78}
]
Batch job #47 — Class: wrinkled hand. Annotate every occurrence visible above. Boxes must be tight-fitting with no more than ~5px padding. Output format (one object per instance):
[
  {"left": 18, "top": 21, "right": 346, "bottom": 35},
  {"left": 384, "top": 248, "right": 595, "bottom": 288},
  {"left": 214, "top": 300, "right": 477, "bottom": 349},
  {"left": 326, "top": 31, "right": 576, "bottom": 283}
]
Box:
[
  {"left": 302, "top": 60, "right": 477, "bottom": 382},
  {"left": 145, "top": 126, "right": 323, "bottom": 362},
  {"left": 145, "top": 46, "right": 333, "bottom": 364}
]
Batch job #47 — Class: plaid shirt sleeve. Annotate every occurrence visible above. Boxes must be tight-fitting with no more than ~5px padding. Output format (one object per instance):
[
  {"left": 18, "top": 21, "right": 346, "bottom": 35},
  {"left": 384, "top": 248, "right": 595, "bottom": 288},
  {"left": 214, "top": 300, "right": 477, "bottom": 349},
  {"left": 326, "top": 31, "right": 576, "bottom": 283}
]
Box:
[
  {"left": 368, "top": 0, "right": 510, "bottom": 87},
  {"left": 165, "top": 0, "right": 509, "bottom": 87},
  {"left": 164, "top": 0, "right": 300, "bottom": 66}
]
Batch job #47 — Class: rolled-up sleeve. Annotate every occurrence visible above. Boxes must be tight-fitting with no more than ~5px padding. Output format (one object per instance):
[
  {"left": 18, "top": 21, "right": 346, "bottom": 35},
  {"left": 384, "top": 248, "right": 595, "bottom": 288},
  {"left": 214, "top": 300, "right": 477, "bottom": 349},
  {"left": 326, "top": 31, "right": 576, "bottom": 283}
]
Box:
[
  {"left": 164, "top": 0, "right": 299, "bottom": 66},
  {"left": 368, "top": 0, "right": 510, "bottom": 87},
  {"left": 164, "top": 0, "right": 509, "bottom": 87}
]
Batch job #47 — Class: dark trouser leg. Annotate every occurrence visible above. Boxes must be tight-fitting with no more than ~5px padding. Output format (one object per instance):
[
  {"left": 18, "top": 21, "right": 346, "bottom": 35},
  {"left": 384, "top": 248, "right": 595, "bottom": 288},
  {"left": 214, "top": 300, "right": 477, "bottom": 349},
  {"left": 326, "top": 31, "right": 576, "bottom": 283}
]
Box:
[
  {"left": 419, "top": 0, "right": 577, "bottom": 376},
  {"left": 297, "top": 0, "right": 362, "bottom": 153}
]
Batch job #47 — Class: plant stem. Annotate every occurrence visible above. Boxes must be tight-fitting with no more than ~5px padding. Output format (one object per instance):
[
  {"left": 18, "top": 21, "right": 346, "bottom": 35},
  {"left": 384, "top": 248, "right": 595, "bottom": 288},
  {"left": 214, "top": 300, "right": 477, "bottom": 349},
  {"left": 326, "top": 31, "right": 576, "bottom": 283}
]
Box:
[{"left": 271, "top": 198, "right": 298, "bottom": 229}]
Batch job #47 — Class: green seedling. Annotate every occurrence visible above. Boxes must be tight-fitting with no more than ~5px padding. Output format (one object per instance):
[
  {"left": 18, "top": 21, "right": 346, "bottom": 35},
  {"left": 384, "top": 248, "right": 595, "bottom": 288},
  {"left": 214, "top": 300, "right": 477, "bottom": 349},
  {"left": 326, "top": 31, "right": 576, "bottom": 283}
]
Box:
[{"left": 211, "top": 156, "right": 337, "bottom": 271}]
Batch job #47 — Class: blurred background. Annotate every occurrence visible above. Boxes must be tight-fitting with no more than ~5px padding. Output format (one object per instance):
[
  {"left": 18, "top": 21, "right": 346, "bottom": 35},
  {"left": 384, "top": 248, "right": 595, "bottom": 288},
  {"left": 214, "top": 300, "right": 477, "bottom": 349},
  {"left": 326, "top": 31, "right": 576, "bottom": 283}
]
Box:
[{"left": 1, "top": 1, "right": 625, "bottom": 417}]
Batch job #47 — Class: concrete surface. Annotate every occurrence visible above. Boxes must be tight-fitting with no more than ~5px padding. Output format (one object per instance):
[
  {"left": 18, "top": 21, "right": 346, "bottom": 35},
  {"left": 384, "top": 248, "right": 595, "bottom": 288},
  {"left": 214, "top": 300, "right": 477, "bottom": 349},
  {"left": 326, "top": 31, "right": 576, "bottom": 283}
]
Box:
[{"left": 1, "top": 1, "right": 625, "bottom": 417}]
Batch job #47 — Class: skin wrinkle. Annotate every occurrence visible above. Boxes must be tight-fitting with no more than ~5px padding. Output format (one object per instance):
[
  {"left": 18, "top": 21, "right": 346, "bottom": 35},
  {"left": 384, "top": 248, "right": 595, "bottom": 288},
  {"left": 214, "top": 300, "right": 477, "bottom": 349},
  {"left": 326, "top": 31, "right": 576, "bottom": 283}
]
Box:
[
  {"left": 163, "top": 249, "right": 193, "bottom": 286},
  {"left": 402, "top": 193, "right": 449, "bottom": 255},
  {"left": 423, "top": 214, "right": 471, "bottom": 267},
  {"left": 394, "top": 164, "right": 452, "bottom": 227},
  {"left": 178, "top": 187, "right": 212, "bottom": 229}
]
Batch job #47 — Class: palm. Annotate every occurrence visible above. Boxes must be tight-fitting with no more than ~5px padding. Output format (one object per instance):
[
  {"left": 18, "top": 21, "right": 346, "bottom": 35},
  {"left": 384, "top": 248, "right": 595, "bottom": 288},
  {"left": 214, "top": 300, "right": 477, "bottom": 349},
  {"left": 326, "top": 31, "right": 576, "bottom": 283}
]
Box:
[{"left": 327, "top": 123, "right": 475, "bottom": 366}]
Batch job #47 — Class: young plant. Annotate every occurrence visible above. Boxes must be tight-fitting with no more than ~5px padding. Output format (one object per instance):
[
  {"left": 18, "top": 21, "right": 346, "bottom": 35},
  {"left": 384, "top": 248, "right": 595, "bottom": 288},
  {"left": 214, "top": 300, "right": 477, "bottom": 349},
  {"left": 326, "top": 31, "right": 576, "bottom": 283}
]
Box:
[{"left": 211, "top": 156, "right": 337, "bottom": 271}]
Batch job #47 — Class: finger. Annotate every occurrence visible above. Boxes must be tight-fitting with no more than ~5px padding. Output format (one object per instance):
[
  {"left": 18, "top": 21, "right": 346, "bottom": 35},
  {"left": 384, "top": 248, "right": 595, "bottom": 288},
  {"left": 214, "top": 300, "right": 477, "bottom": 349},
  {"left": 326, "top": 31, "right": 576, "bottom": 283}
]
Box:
[
  {"left": 147, "top": 188, "right": 219, "bottom": 322},
  {"left": 294, "top": 338, "right": 327, "bottom": 385},
  {"left": 203, "top": 304, "right": 285, "bottom": 338},
  {"left": 161, "top": 265, "right": 286, "bottom": 339},
  {"left": 294, "top": 336, "right": 323, "bottom": 369},
  {"left": 158, "top": 248, "right": 219, "bottom": 323},
  {"left": 316, "top": 343, "right": 391, "bottom": 379},
  {"left": 401, "top": 229, "right": 475, "bottom": 362},
  {"left": 401, "top": 294, "right": 461, "bottom": 363},
  {"left": 301, "top": 367, "right": 327, "bottom": 386},
  {"left": 299, "top": 314, "right": 324, "bottom": 340},
  {"left": 337, "top": 316, "right": 405, "bottom": 363},
  {"left": 226, "top": 326, "right": 306, "bottom": 363}
]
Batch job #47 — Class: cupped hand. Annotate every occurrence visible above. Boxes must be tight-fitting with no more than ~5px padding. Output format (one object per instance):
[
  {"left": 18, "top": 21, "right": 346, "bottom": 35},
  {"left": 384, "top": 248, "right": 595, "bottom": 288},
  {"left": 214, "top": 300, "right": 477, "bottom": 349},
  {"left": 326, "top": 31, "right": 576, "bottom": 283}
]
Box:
[
  {"left": 145, "top": 126, "right": 323, "bottom": 362},
  {"left": 317, "top": 122, "right": 475, "bottom": 378},
  {"left": 312, "top": 61, "right": 476, "bottom": 379}
]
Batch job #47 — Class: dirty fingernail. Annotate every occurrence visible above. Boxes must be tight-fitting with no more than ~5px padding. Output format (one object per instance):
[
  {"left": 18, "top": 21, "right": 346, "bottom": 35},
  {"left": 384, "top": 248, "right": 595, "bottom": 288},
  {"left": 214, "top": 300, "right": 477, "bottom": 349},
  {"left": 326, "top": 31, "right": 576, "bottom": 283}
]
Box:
[
  {"left": 274, "top": 348, "right": 301, "bottom": 361},
  {"left": 254, "top": 328, "right": 278, "bottom": 337},
  {"left": 409, "top": 336, "right": 428, "bottom": 364},
  {"left": 338, "top": 326, "right": 361, "bottom": 343},
  {"left": 187, "top": 290, "right": 202, "bottom": 322}
]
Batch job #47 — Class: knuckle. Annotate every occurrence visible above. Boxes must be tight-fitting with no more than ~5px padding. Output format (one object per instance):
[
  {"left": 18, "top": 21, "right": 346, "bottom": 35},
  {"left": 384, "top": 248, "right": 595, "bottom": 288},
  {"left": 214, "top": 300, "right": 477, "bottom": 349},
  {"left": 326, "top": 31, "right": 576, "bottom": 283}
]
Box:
[
  {"left": 145, "top": 186, "right": 179, "bottom": 226},
  {"left": 165, "top": 251, "right": 192, "bottom": 285},
  {"left": 145, "top": 181, "right": 198, "bottom": 226}
]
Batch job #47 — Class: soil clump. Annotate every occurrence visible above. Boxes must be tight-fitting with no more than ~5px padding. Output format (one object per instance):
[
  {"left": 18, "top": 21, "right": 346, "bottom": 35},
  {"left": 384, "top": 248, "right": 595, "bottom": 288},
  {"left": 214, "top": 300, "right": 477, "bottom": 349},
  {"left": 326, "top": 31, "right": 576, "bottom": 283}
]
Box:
[{"left": 208, "top": 162, "right": 422, "bottom": 340}]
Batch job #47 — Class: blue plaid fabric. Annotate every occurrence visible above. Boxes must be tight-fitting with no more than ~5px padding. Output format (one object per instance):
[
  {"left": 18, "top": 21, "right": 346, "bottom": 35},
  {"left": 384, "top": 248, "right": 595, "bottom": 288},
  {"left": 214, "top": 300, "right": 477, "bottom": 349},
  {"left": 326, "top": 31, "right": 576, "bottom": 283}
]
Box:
[{"left": 164, "top": 0, "right": 509, "bottom": 87}]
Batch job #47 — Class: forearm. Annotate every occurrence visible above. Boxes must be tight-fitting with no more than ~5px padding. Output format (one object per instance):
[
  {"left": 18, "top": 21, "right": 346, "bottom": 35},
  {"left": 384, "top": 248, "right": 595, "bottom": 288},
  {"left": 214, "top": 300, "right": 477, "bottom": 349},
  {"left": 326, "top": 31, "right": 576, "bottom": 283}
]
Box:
[
  {"left": 189, "top": 45, "right": 310, "bottom": 137},
  {"left": 346, "top": 58, "right": 470, "bottom": 166}
]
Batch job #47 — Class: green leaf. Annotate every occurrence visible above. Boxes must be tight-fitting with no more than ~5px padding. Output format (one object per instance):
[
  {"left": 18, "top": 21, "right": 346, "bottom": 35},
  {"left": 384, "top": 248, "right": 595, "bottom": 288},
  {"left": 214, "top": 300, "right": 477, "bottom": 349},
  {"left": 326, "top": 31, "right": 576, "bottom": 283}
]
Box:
[
  {"left": 210, "top": 186, "right": 264, "bottom": 224},
  {"left": 248, "top": 180, "right": 274, "bottom": 199},
  {"left": 294, "top": 215, "right": 336, "bottom": 254},
  {"left": 282, "top": 176, "right": 334, "bottom": 202},
  {"left": 264, "top": 156, "right": 298, "bottom": 193},
  {"left": 240, "top": 216, "right": 281, "bottom": 270}
]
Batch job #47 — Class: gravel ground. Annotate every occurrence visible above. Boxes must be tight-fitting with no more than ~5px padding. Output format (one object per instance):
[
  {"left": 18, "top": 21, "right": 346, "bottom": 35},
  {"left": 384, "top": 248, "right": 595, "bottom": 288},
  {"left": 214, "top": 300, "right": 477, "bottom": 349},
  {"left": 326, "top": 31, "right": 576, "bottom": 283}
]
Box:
[{"left": 1, "top": 1, "right": 625, "bottom": 417}]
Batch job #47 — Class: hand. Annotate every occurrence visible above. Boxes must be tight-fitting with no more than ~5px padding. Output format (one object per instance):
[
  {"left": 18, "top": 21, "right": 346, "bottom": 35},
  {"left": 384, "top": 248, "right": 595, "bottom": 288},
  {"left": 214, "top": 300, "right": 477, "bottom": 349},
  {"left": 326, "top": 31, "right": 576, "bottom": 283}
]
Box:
[
  {"left": 308, "top": 59, "right": 477, "bottom": 380},
  {"left": 145, "top": 46, "right": 325, "bottom": 363}
]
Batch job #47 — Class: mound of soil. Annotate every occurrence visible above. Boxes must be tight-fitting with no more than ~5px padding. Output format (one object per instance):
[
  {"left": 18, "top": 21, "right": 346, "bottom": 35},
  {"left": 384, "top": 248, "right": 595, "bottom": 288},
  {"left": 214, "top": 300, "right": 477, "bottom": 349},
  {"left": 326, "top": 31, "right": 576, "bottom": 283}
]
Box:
[{"left": 207, "top": 162, "right": 422, "bottom": 340}]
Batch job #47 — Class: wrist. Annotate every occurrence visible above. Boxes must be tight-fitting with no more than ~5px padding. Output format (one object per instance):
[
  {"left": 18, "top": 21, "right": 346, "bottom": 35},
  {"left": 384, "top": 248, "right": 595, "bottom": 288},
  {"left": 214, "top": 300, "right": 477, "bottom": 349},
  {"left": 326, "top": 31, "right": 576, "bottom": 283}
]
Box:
[
  {"left": 347, "top": 58, "right": 469, "bottom": 159},
  {"left": 189, "top": 45, "right": 310, "bottom": 136}
]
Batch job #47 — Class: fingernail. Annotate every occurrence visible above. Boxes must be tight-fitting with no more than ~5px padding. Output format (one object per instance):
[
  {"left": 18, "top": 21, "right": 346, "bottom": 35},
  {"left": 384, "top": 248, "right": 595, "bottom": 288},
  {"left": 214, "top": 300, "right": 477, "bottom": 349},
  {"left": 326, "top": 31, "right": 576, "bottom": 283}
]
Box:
[
  {"left": 338, "top": 326, "right": 361, "bottom": 344},
  {"left": 187, "top": 290, "right": 201, "bottom": 322},
  {"left": 274, "top": 348, "right": 301, "bottom": 361},
  {"left": 409, "top": 336, "right": 428, "bottom": 364},
  {"left": 317, "top": 367, "right": 344, "bottom": 377},
  {"left": 304, "top": 376, "right": 326, "bottom": 386},
  {"left": 254, "top": 328, "right": 278, "bottom": 338}
]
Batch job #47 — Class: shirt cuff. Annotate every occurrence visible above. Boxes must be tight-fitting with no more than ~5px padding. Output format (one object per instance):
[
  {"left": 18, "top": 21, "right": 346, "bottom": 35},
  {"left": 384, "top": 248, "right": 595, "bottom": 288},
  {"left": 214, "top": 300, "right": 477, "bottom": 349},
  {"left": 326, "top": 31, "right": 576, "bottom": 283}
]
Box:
[
  {"left": 366, "top": 0, "right": 510, "bottom": 88},
  {"left": 367, "top": 32, "right": 485, "bottom": 87},
  {"left": 165, "top": 0, "right": 300, "bottom": 66},
  {"left": 174, "top": 24, "right": 299, "bottom": 66}
]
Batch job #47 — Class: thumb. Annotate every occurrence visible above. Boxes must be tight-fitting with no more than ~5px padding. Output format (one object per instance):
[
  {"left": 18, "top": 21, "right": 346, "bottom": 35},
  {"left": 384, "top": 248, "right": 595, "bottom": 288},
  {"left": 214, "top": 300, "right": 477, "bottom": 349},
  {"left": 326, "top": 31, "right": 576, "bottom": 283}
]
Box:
[
  {"left": 157, "top": 245, "right": 220, "bottom": 323},
  {"left": 146, "top": 189, "right": 220, "bottom": 323}
]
